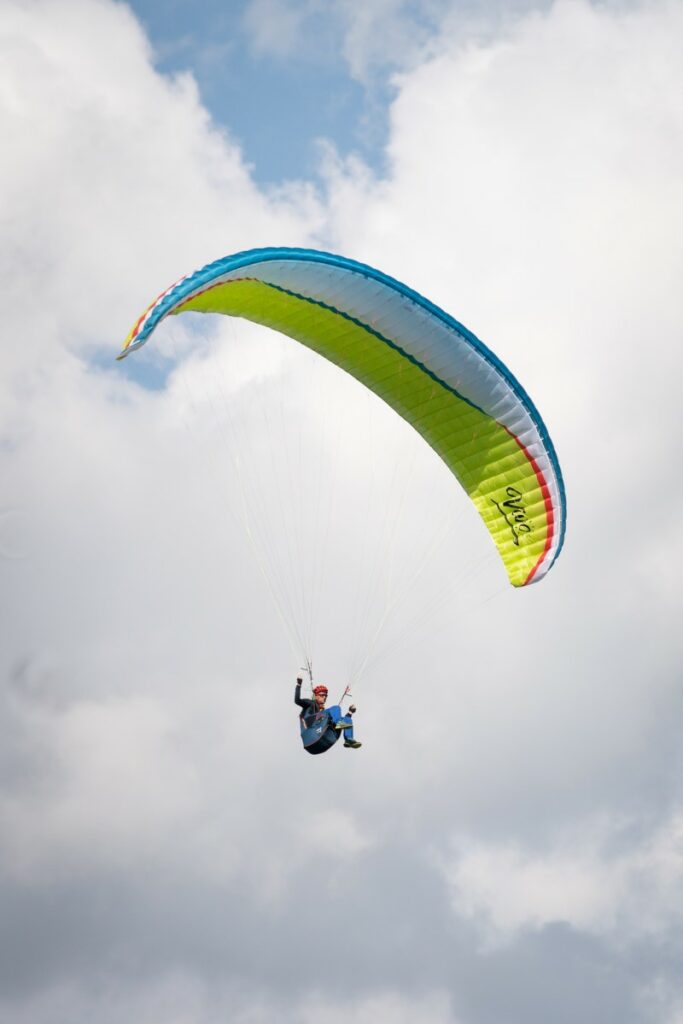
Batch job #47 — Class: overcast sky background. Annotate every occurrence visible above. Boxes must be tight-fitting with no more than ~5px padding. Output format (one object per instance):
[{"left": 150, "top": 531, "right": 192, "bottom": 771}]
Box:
[{"left": 1, "top": 0, "right": 682, "bottom": 1021}]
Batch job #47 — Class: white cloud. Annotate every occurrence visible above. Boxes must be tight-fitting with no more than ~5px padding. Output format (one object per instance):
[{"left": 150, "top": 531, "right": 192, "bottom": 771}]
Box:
[
  {"left": 239, "top": 1, "right": 562, "bottom": 87},
  {"left": 336, "top": 0, "right": 443, "bottom": 83},
  {"left": 441, "top": 809, "right": 683, "bottom": 945},
  {"left": 240, "top": 0, "right": 449, "bottom": 81},
  {"left": 0, "top": 0, "right": 323, "bottom": 378},
  {"left": 0, "top": 691, "right": 204, "bottom": 879},
  {"left": 242, "top": 0, "right": 312, "bottom": 58}
]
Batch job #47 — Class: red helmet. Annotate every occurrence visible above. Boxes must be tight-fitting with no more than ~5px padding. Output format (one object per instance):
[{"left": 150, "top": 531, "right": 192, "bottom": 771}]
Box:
[{"left": 313, "top": 685, "right": 328, "bottom": 696}]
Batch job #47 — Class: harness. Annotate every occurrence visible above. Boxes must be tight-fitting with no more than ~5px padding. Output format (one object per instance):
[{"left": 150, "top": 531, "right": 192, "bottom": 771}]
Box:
[{"left": 299, "top": 707, "right": 339, "bottom": 755}]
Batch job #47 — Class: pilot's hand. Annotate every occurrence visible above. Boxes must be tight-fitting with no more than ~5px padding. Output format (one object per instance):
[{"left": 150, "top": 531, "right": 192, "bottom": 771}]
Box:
[
  {"left": 296, "top": 677, "right": 303, "bottom": 685},
  {"left": 348, "top": 704, "right": 357, "bottom": 714}
]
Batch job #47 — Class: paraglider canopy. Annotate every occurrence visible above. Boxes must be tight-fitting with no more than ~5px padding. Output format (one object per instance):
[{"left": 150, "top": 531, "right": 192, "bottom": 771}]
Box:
[{"left": 119, "top": 246, "right": 566, "bottom": 587}]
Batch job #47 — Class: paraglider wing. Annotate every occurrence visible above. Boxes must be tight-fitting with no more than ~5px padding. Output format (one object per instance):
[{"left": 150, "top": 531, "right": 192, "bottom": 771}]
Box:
[{"left": 119, "top": 248, "right": 566, "bottom": 586}]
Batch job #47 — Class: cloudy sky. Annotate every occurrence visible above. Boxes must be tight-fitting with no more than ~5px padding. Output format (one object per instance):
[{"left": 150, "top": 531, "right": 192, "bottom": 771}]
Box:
[{"left": 1, "top": 0, "right": 682, "bottom": 1021}]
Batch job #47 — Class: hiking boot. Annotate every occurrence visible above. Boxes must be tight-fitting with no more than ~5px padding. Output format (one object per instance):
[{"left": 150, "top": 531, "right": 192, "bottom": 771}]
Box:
[{"left": 344, "top": 739, "right": 362, "bottom": 749}]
